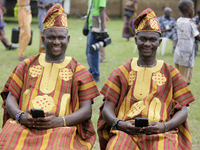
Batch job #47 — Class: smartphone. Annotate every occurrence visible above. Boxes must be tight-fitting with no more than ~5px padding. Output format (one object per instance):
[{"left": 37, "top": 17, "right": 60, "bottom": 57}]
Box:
[
  {"left": 31, "top": 108, "right": 45, "bottom": 118},
  {"left": 135, "top": 117, "right": 148, "bottom": 127}
]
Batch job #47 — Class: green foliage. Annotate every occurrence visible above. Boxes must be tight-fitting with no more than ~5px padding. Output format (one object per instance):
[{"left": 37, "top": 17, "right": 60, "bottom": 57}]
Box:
[{"left": 0, "top": 18, "right": 199, "bottom": 149}]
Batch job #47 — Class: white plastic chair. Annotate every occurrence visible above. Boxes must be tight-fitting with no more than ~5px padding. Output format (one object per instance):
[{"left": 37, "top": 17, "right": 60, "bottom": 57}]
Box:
[{"left": 157, "top": 37, "right": 173, "bottom": 56}]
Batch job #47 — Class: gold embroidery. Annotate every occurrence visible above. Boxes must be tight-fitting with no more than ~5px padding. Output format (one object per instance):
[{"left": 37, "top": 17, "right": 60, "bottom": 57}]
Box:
[
  {"left": 150, "top": 19, "right": 159, "bottom": 30},
  {"left": 148, "top": 97, "right": 161, "bottom": 123},
  {"left": 31, "top": 95, "right": 55, "bottom": 112},
  {"left": 129, "top": 70, "right": 135, "bottom": 85},
  {"left": 38, "top": 53, "right": 72, "bottom": 94},
  {"left": 44, "top": 17, "right": 55, "bottom": 29},
  {"left": 61, "top": 16, "right": 68, "bottom": 28},
  {"left": 22, "top": 89, "right": 30, "bottom": 112},
  {"left": 29, "top": 65, "right": 43, "bottom": 77},
  {"left": 131, "top": 58, "right": 164, "bottom": 100},
  {"left": 152, "top": 72, "right": 166, "bottom": 86},
  {"left": 59, "top": 68, "right": 73, "bottom": 81},
  {"left": 126, "top": 101, "right": 146, "bottom": 119},
  {"left": 58, "top": 94, "right": 71, "bottom": 117}
]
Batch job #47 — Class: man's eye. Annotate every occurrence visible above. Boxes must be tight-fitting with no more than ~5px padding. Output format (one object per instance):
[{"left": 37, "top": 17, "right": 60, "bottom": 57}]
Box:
[
  {"left": 150, "top": 39, "right": 157, "bottom": 42},
  {"left": 59, "top": 37, "right": 65, "bottom": 40},
  {"left": 49, "top": 37, "right": 55, "bottom": 40},
  {"left": 140, "top": 38, "right": 146, "bottom": 42}
]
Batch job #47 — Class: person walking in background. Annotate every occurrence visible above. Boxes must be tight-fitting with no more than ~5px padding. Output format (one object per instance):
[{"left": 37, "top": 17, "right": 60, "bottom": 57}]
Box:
[
  {"left": 193, "top": 9, "right": 200, "bottom": 57},
  {"left": 174, "top": 0, "right": 200, "bottom": 85},
  {"left": 17, "top": 0, "right": 32, "bottom": 61},
  {"left": 0, "top": 0, "right": 18, "bottom": 50},
  {"left": 37, "top": 0, "right": 62, "bottom": 53},
  {"left": 122, "top": 0, "right": 137, "bottom": 41},
  {"left": 100, "top": 14, "right": 110, "bottom": 63},
  {"left": 158, "top": 7, "right": 177, "bottom": 53},
  {"left": 86, "top": 0, "right": 107, "bottom": 82}
]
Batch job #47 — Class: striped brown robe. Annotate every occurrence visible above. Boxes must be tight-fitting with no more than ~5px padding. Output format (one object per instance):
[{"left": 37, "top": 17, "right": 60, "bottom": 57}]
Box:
[
  {"left": 97, "top": 58, "right": 194, "bottom": 150},
  {"left": 0, "top": 53, "right": 99, "bottom": 150}
]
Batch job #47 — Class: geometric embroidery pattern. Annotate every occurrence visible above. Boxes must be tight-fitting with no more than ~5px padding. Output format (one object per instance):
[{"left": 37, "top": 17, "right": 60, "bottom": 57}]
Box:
[
  {"left": 31, "top": 95, "right": 55, "bottom": 112},
  {"left": 150, "top": 19, "right": 159, "bottom": 30},
  {"left": 29, "top": 65, "right": 43, "bottom": 77},
  {"left": 152, "top": 72, "right": 166, "bottom": 86},
  {"left": 137, "top": 19, "right": 146, "bottom": 31},
  {"left": 59, "top": 68, "right": 73, "bottom": 81},
  {"left": 129, "top": 70, "right": 136, "bottom": 85},
  {"left": 61, "top": 16, "right": 68, "bottom": 28}
]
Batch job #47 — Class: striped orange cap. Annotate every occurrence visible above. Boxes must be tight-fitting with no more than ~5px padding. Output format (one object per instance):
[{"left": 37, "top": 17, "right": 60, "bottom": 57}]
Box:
[
  {"left": 43, "top": 3, "right": 68, "bottom": 30},
  {"left": 134, "top": 8, "right": 161, "bottom": 35}
]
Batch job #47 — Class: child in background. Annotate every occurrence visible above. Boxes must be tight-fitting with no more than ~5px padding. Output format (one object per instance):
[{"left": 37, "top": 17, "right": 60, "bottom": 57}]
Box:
[{"left": 173, "top": 0, "right": 200, "bottom": 85}]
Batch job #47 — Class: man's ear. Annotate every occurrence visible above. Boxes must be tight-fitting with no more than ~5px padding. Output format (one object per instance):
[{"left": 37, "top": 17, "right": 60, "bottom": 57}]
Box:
[
  {"left": 158, "top": 38, "right": 162, "bottom": 46},
  {"left": 42, "top": 35, "right": 45, "bottom": 44},
  {"left": 135, "top": 36, "right": 137, "bottom": 44},
  {"left": 67, "top": 35, "right": 70, "bottom": 42}
]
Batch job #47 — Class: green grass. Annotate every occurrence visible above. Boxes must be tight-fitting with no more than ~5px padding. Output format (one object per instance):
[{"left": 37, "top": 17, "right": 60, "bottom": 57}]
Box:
[{"left": 0, "top": 18, "right": 200, "bottom": 149}]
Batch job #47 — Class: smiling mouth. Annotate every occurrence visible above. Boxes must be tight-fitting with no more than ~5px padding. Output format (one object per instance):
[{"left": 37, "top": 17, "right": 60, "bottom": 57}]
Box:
[
  {"left": 143, "top": 49, "right": 152, "bottom": 53},
  {"left": 52, "top": 47, "right": 62, "bottom": 51}
]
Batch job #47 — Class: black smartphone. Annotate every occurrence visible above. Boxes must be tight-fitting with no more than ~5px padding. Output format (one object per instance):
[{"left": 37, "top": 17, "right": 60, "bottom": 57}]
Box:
[
  {"left": 135, "top": 117, "right": 148, "bottom": 127},
  {"left": 31, "top": 108, "right": 45, "bottom": 118}
]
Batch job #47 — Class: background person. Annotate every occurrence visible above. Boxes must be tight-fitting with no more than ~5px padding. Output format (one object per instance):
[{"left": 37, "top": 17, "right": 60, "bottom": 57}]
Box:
[
  {"left": 0, "top": 4, "right": 99, "bottom": 149},
  {"left": 86, "top": 0, "right": 107, "bottom": 82},
  {"left": 37, "top": 0, "right": 62, "bottom": 53},
  {"left": 193, "top": 9, "right": 200, "bottom": 57},
  {"left": 173, "top": 0, "right": 200, "bottom": 85},
  {"left": 100, "top": 14, "right": 110, "bottom": 63},
  {"left": 122, "top": 0, "right": 137, "bottom": 41},
  {"left": 17, "top": 0, "right": 32, "bottom": 61},
  {"left": 97, "top": 8, "right": 195, "bottom": 150},
  {"left": 0, "top": 0, "right": 18, "bottom": 50},
  {"left": 158, "top": 7, "right": 177, "bottom": 52}
]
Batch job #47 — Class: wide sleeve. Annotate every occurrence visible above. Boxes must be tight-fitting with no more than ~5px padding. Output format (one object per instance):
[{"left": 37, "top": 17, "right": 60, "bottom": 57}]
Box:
[
  {"left": 170, "top": 65, "right": 195, "bottom": 109},
  {"left": 100, "top": 62, "right": 131, "bottom": 105},
  {"left": 72, "top": 62, "right": 100, "bottom": 102},
  {"left": 1, "top": 57, "right": 34, "bottom": 126}
]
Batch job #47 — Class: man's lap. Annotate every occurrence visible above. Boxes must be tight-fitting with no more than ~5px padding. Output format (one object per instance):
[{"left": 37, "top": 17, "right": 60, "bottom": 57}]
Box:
[{"left": 106, "top": 130, "right": 178, "bottom": 150}]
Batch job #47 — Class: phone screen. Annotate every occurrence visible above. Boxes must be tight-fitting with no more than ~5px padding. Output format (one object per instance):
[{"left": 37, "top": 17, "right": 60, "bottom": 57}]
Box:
[
  {"left": 31, "top": 109, "right": 45, "bottom": 118},
  {"left": 135, "top": 117, "right": 148, "bottom": 127}
]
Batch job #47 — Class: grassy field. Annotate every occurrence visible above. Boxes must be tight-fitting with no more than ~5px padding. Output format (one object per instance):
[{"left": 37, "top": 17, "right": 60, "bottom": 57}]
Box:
[{"left": 0, "top": 18, "right": 200, "bottom": 149}]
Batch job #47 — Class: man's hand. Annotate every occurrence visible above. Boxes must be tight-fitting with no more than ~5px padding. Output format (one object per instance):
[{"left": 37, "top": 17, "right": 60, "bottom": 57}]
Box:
[
  {"left": 20, "top": 110, "right": 63, "bottom": 130},
  {"left": 117, "top": 120, "right": 145, "bottom": 135},
  {"left": 142, "top": 121, "right": 165, "bottom": 134},
  {"left": 32, "top": 111, "right": 63, "bottom": 130},
  {"left": 20, "top": 110, "right": 38, "bottom": 129}
]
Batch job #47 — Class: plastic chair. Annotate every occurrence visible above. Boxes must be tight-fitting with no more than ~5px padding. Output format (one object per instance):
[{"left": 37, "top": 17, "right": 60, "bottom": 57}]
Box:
[{"left": 157, "top": 37, "right": 172, "bottom": 56}]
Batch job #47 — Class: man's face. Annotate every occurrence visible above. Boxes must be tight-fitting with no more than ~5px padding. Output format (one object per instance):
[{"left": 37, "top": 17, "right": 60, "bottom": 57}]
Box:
[
  {"left": 188, "top": 2, "right": 194, "bottom": 18},
  {"left": 164, "top": 10, "right": 171, "bottom": 18},
  {"left": 42, "top": 28, "right": 70, "bottom": 57},
  {"left": 135, "top": 31, "right": 161, "bottom": 58}
]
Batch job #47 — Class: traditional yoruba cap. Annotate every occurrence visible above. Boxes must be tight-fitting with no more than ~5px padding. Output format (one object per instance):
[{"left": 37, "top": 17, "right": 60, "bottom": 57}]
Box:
[
  {"left": 134, "top": 8, "right": 161, "bottom": 35},
  {"left": 43, "top": 3, "right": 68, "bottom": 30}
]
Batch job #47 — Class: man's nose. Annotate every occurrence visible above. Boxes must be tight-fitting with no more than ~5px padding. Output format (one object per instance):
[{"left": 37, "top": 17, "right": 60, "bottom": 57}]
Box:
[
  {"left": 144, "top": 40, "right": 151, "bottom": 46},
  {"left": 53, "top": 38, "right": 60, "bottom": 44}
]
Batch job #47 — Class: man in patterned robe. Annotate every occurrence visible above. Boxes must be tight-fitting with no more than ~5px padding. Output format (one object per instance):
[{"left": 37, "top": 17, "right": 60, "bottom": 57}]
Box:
[
  {"left": 0, "top": 4, "right": 99, "bottom": 150},
  {"left": 97, "top": 8, "right": 195, "bottom": 150}
]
